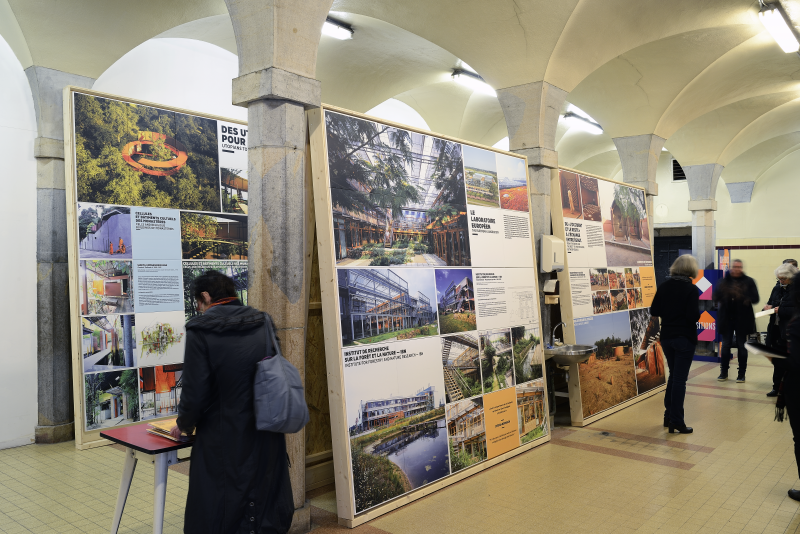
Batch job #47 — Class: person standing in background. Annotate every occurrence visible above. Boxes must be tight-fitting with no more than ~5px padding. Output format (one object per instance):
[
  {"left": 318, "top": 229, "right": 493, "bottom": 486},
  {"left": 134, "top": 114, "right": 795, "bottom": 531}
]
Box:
[
  {"left": 714, "top": 259, "right": 760, "bottom": 383},
  {"left": 765, "top": 261, "right": 799, "bottom": 396},
  {"left": 650, "top": 255, "right": 701, "bottom": 434}
]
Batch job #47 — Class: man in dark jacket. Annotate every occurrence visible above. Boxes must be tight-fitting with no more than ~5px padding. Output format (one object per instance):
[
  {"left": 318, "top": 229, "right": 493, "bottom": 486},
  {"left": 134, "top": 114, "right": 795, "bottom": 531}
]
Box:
[
  {"left": 765, "top": 262, "right": 799, "bottom": 396},
  {"left": 171, "top": 271, "right": 293, "bottom": 534},
  {"left": 713, "top": 259, "right": 760, "bottom": 383}
]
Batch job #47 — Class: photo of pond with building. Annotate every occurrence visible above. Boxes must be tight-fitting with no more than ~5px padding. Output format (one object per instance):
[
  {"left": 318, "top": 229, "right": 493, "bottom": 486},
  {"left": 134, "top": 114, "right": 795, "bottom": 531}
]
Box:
[
  {"left": 81, "top": 315, "right": 136, "bottom": 372},
  {"left": 435, "top": 269, "right": 476, "bottom": 334},
  {"left": 325, "top": 110, "right": 470, "bottom": 267},
  {"left": 78, "top": 203, "right": 132, "bottom": 259},
  {"left": 337, "top": 268, "right": 438, "bottom": 346},
  {"left": 446, "top": 397, "right": 486, "bottom": 474},
  {"left": 221, "top": 167, "right": 248, "bottom": 214},
  {"left": 79, "top": 260, "right": 134, "bottom": 315},
  {"left": 479, "top": 328, "right": 514, "bottom": 393},
  {"left": 516, "top": 380, "right": 547, "bottom": 443},
  {"left": 496, "top": 153, "right": 528, "bottom": 212},
  {"left": 84, "top": 369, "right": 139, "bottom": 431},
  {"left": 511, "top": 325, "right": 542, "bottom": 384},
  {"left": 598, "top": 180, "right": 652, "bottom": 267},
  {"left": 629, "top": 308, "right": 666, "bottom": 394},
  {"left": 182, "top": 261, "right": 248, "bottom": 320},
  {"left": 180, "top": 211, "right": 248, "bottom": 260},
  {"left": 139, "top": 364, "right": 183, "bottom": 420},
  {"left": 441, "top": 333, "right": 482, "bottom": 403},
  {"left": 463, "top": 144, "right": 500, "bottom": 208}
]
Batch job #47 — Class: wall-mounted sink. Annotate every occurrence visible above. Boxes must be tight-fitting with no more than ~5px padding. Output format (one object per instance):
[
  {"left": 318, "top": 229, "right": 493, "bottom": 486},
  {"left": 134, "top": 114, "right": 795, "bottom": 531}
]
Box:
[{"left": 544, "top": 345, "right": 597, "bottom": 366}]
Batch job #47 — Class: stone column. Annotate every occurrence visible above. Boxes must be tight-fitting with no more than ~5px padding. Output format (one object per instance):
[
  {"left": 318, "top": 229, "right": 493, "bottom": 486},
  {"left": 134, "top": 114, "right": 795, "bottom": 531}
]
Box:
[
  {"left": 613, "top": 134, "right": 664, "bottom": 244},
  {"left": 683, "top": 163, "right": 722, "bottom": 270},
  {"left": 25, "top": 66, "right": 95, "bottom": 443}
]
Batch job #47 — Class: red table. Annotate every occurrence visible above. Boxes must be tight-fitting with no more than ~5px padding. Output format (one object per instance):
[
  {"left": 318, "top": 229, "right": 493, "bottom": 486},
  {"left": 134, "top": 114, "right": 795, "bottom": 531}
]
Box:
[{"left": 101, "top": 422, "right": 193, "bottom": 534}]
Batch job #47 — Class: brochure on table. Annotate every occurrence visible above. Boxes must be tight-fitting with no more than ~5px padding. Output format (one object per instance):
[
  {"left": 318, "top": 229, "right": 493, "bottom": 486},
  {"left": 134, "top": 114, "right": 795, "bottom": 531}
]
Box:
[
  {"left": 309, "top": 106, "right": 549, "bottom": 525},
  {"left": 552, "top": 169, "right": 665, "bottom": 426},
  {"left": 64, "top": 88, "right": 249, "bottom": 448}
]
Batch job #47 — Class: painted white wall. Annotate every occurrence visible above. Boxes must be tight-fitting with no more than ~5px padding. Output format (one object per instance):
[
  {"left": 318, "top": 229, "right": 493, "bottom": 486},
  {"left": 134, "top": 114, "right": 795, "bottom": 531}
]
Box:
[
  {"left": 652, "top": 151, "right": 691, "bottom": 225},
  {"left": 94, "top": 38, "right": 246, "bottom": 122},
  {"left": 0, "top": 35, "right": 38, "bottom": 449},
  {"left": 365, "top": 98, "right": 430, "bottom": 131}
]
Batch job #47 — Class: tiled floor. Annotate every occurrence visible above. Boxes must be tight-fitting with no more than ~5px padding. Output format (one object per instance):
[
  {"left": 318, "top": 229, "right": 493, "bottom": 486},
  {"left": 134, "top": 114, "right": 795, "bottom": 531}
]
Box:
[{"left": 2, "top": 360, "right": 800, "bottom": 533}]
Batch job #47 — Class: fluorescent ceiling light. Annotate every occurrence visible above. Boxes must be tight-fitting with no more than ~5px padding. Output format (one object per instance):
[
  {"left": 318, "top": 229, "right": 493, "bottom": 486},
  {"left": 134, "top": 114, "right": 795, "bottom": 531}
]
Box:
[
  {"left": 322, "top": 17, "right": 353, "bottom": 40},
  {"left": 452, "top": 69, "right": 496, "bottom": 97},
  {"left": 563, "top": 111, "right": 603, "bottom": 135},
  {"left": 759, "top": 5, "right": 799, "bottom": 53}
]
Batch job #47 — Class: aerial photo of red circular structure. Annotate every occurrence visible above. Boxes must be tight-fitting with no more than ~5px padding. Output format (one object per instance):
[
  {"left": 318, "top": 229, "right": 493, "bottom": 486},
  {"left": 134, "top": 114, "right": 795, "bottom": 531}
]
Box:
[{"left": 121, "top": 132, "right": 188, "bottom": 176}]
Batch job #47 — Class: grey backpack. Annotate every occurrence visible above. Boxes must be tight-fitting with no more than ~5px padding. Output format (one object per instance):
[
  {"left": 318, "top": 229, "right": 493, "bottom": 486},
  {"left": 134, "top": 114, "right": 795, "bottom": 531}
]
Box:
[{"left": 253, "top": 313, "right": 309, "bottom": 433}]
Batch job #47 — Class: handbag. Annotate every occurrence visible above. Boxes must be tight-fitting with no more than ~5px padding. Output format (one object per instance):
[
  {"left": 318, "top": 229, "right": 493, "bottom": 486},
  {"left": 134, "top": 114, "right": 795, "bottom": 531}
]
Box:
[{"left": 253, "top": 313, "right": 310, "bottom": 433}]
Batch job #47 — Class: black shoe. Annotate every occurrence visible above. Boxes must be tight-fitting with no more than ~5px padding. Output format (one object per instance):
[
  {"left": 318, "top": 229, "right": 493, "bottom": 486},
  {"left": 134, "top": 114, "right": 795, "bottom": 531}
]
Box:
[
  {"left": 717, "top": 374, "right": 728, "bottom": 382},
  {"left": 789, "top": 489, "right": 800, "bottom": 502},
  {"left": 767, "top": 390, "right": 779, "bottom": 397},
  {"left": 668, "top": 424, "right": 693, "bottom": 434},
  {"left": 736, "top": 375, "right": 745, "bottom": 383}
]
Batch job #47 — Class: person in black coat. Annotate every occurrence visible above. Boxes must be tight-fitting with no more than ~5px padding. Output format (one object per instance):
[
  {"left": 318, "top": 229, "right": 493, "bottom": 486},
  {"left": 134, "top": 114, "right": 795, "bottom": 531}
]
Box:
[
  {"left": 765, "top": 262, "right": 799, "bottom": 396},
  {"left": 713, "top": 259, "right": 760, "bottom": 382},
  {"left": 650, "top": 254, "right": 701, "bottom": 434},
  {"left": 782, "top": 273, "right": 800, "bottom": 502},
  {"left": 171, "top": 271, "right": 294, "bottom": 534}
]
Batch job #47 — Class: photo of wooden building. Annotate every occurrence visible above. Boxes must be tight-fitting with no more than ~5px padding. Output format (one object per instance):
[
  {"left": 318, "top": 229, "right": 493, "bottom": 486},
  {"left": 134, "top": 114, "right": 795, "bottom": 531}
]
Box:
[
  {"left": 79, "top": 260, "right": 134, "bottom": 315},
  {"left": 516, "top": 381, "right": 547, "bottom": 443},
  {"left": 446, "top": 397, "right": 487, "bottom": 472},
  {"left": 139, "top": 364, "right": 183, "bottom": 421}
]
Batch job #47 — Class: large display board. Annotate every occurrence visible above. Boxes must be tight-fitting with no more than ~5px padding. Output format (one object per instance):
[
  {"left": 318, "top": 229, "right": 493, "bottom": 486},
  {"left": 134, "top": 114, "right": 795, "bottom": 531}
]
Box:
[
  {"left": 552, "top": 168, "right": 665, "bottom": 426},
  {"left": 64, "top": 88, "right": 249, "bottom": 448},
  {"left": 309, "top": 106, "right": 549, "bottom": 526}
]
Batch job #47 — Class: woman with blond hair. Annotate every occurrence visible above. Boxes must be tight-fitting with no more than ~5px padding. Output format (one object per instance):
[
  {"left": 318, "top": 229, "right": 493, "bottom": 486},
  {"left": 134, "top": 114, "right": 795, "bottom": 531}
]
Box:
[{"left": 650, "top": 254, "right": 701, "bottom": 434}]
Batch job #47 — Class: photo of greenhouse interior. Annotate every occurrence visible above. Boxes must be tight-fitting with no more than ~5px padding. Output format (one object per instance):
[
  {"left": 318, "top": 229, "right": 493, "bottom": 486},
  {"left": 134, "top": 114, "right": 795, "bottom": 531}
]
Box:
[{"left": 7, "top": 1, "right": 800, "bottom": 533}]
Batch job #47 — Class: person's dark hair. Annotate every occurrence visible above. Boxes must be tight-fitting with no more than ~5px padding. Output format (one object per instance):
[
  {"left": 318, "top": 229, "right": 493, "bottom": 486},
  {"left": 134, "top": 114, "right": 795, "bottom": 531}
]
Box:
[
  {"left": 784, "top": 258, "right": 798, "bottom": 268},
  {"left": 193, "top": 270, "right": 237, "bottom": 302}
]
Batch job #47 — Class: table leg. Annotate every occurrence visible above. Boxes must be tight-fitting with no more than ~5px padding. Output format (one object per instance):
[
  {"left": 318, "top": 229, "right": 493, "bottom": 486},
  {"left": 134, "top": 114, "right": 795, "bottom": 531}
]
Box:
[
  {"left": 110, "top": 447, "right": 137, "bottom": 534},
  {"left": 153, "top": 452, "right": 169, "bottom": 534}
]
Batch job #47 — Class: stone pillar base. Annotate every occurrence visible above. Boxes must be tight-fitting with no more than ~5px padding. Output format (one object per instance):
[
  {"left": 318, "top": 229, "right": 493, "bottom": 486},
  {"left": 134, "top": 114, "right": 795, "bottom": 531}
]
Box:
[
  {"left": 288, "top": 500, "right": 311, "bottom": 534},
  {"left": 35, "top": 421, "right": 74, "bottom": 444}
]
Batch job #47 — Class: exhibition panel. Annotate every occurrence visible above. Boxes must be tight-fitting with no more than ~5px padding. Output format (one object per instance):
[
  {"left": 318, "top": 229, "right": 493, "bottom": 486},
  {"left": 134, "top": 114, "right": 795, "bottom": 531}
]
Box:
[
  {"left": 552, "top": 168, "right": 665, "bottom": 426},
  {"left": 64, "top": 88, "right": 249, "bottom": 448},
  {"left": 309, "top": 106, "right": 549, "bottom": 526}
]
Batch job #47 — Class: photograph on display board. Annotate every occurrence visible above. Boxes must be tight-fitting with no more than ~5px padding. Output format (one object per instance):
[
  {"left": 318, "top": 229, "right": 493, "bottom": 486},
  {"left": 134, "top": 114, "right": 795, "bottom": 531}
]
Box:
[
  {"left": 629, "top": 309, "right": 666, "bottom": 394},
  {"left": 79, "top": 260, "right": 134, "bottom": 315},
  {"left": 511, "top": 326, "right": 543, "bottom": 384},
  {"left": 325, "top": 111, "right": 470, "bottom": 267},
  {"left": 516, "top": 379, "right": 548, "bottom": 443},
  {"left": 73, "top": 92, "right": 221, "bottom": 212},
  {"left": 84, "top": 369, "right": 139, "bottom": 431},
  {"left": 337, "top": 268, "right": 438, "bottom": 347},
  {"left": 220, "top": 167, "right": 248, "bottom": 214},
  {"left": 626, "top": 289, "right": 638, "bottom": 310},
  {"left": 441, "top": 333, "right": 482, "bottom": 403},
  {"left": 435, "top": 269, "right": 476, "bottom": 334},
  {"left": 78, "top": 204, "right": 132, "bottom": 259},
  {"left": 610, "top": 289, "right": 628, "bottom": 311},
  {"left": 81, "top": 315, "right": 136, "bottom": 373},
  {"left": 574, "top": 313, "right": 637, "bottom": 417},
  {"left": 463, "top": 145, "right": 500, "bottom": 208},
  {"left": 446, "top": 397, "right": 487, "bottom": 473},
  {"left": 626, "top": 267, "right": 641, "bottom": 287},
  {"left": 479, "top": 328, "right": 514, "bottom": 393},
  {"left": 593, "top": 291, "right": 611, "bottom": 315},
  {"left": 598, "top": 181, "right": 652, "bottom": 267},
  {"left": 590, "top": 268, "right": 609, "bottom": 291},
  {"left": 559, "top": 171, "right": 583, "bottom": 219},
  {"left": 139, "top": 364, "right": 183, "bottom": 420},
  {"left": 136, "top": 311, "right": 186, "bottom": 367},
  {"left": 579, "top": 176, "right": 602, "bottom": 222},
  {"left": 180, "top": 211, "right": 248, "bottom": 260},
  {"left": 608, "top": 267, "right": 625, "bottom": 290},
  {"left": 343, "top": 337, "right": 448, "bottom": 514},
  {"left": 183, "top": 261, "right": 248, "bottom": 320},
  {"left": 496, "top": 153, "right": 528, "bottom": 212}
]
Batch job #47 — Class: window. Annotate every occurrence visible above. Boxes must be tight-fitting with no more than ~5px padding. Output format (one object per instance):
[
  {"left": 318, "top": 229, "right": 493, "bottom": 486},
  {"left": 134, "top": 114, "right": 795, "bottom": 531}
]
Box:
[{"left": 672, "top": 159, "right": 686, "bottom": 182}]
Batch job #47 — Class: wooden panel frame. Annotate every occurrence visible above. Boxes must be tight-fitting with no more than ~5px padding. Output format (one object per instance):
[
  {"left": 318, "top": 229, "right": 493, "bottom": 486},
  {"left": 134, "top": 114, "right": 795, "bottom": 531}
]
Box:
[
  {"left": 63, "top": 86, "right": 248, "bottom": 450},
  {"left": 308, "top": 104, "right": 551, "bottom": 527},
  {"left": 551, "top": 166, "right": 665, "bottom": 427}
]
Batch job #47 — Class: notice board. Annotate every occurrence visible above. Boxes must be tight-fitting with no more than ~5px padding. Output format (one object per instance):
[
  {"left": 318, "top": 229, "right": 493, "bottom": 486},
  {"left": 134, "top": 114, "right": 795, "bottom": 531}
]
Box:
[
  {"left": 64, "top": 88, "right": 249, "bottom": 448},
  {"left": 309, "top": 106, "right": 549, "bottom": 526},
  {"left": 552, "top": 168, "right": 665, "bottom": 426}
]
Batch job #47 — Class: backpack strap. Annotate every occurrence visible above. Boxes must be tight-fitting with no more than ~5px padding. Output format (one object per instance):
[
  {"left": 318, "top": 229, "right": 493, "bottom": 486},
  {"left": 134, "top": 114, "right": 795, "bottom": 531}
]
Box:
[{"left": 261, "top": 312, "right": 282, "bottom": 361}]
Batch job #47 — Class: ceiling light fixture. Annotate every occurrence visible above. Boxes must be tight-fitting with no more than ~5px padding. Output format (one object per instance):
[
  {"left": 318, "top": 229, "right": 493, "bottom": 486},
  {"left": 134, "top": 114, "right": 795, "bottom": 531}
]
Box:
[
  {"left": 759, "top": 2, "right": 799, "bottom": 53},
  {"left": 563, "top": 111, "right": 603, "bottom": 135},
  {"left": 322, "top": 17, "right": 354, "bottom": 40},
  {"left": 452, "top": 69, "right": 496, "bottom": 97}
]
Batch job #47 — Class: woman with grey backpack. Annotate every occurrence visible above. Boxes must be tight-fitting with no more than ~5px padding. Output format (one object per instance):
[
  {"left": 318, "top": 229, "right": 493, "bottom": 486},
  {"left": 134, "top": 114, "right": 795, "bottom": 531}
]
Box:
[{"left": 170, "top": 270, "right": 307, "bottom": 533}]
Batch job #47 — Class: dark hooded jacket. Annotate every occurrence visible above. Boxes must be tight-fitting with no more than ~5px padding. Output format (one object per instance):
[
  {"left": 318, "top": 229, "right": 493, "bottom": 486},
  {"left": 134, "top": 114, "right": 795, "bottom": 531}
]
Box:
[
  {"left": 176, "top": 301, "right": 293, "bottom": 534},
  {"left": 712, "top": 272, "right": 759, "bottom": 335}
]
